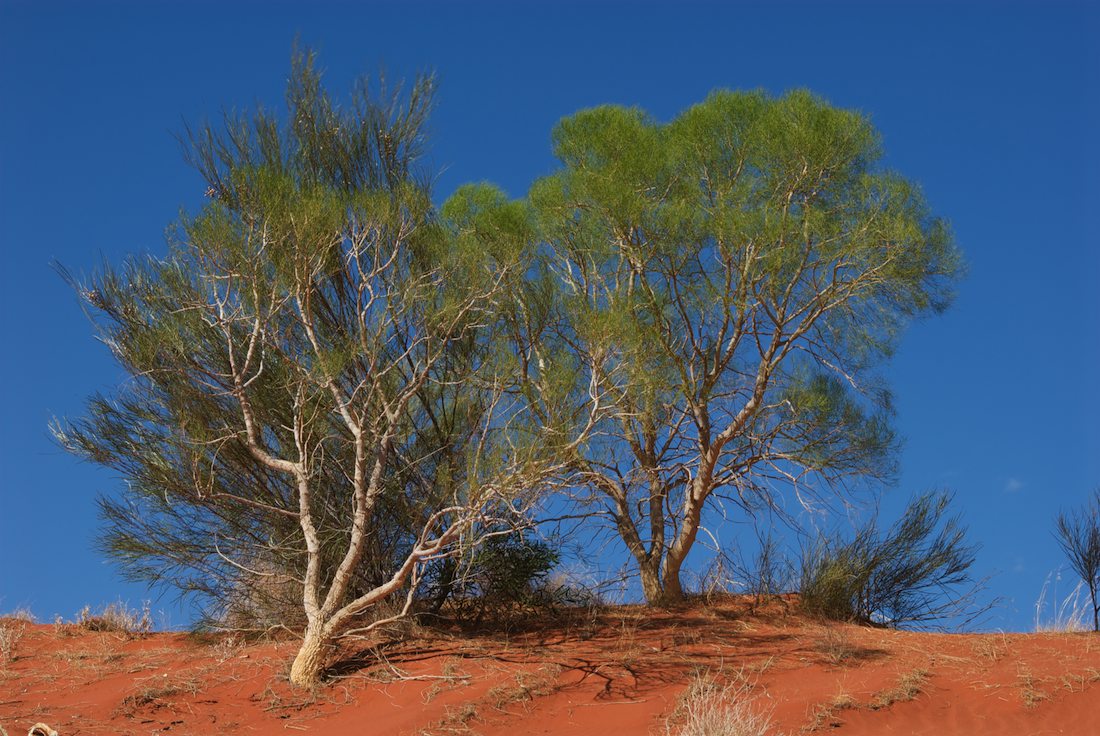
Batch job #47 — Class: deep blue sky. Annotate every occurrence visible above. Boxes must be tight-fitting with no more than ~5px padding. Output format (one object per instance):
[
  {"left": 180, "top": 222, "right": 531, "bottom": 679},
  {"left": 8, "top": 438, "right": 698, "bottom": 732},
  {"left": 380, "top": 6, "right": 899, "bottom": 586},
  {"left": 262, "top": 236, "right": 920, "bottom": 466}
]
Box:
[{"left": 1, "top": 0, "right": 1097, "bottom": 631}]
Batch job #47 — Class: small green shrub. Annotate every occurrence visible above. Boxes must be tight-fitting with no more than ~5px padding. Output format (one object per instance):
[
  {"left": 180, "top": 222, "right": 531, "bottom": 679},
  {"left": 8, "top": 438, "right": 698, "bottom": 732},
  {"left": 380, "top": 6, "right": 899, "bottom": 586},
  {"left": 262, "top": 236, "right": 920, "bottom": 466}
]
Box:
[
  {"left": 421, "top": 531, "right": 571, "bottom": 627},
  {"left": 800, "top": 491, "right": 979, "bottom": 627}
]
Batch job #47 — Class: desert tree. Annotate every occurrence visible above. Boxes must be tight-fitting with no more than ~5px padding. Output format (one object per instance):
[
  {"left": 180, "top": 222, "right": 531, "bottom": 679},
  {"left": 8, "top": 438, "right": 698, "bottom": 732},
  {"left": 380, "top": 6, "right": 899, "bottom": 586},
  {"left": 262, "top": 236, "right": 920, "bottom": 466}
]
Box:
[
  {"left": 511, "top": 91, "right": 962, "bottom": 604},
  {"left": 54, "top": 51, "right": 577, "bottom": 687},
  {"left": 1053, "top": 489, "right": 1100, "bottom": 632}
]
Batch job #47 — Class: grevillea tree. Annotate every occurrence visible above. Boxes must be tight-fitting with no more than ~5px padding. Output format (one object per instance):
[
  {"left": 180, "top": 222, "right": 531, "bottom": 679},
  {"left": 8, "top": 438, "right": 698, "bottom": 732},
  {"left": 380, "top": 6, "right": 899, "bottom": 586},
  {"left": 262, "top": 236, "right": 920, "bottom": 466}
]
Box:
[
  {"left": 55, "top": 52, "right": 573, "bottom": 687},
  {"left": 512, "top": 91, "right": 963, "bottom": 604}
]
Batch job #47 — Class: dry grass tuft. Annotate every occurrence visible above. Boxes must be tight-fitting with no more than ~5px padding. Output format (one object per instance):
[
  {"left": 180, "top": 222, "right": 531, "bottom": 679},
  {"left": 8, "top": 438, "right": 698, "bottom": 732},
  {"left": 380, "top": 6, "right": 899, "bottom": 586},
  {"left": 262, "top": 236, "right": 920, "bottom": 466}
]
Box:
[
  {"left": 0, "top": 619, "right": 27, "bottom": 664},
  {"left": 804, "top": 692, "right": 857, "bottom": 731},
  {"left": 969, "top": 635, "right": 1008, "bottom": 664},
  {"left": 421, "top": 701, "right": 480, "bottom": 735},
  {"left": 1034, "top": 576, "right": 1090, "bottom": 632},
  {"left": 1017, "top": 667, "right": 1049, "bottom": 708},
  {"left": 870, "top": 669, "right": 928, "bottom": 710},
  {"left": 813, "top": 627, "right": 860, "bottom": 667},
  {"left": 115, "top": 675, "right": 204, "bottom": 717},
  {"left": 486, "top": 664, "right": 562, "bottom": 711},
  {"left": 666, "top": 670, "right": 776, "bottom": 736},
  {"left": 0, "top": 607, "right": 35, "bottom": 665},
  {"left": 76, "top": 600, "right": 153, "bottom": 636}
]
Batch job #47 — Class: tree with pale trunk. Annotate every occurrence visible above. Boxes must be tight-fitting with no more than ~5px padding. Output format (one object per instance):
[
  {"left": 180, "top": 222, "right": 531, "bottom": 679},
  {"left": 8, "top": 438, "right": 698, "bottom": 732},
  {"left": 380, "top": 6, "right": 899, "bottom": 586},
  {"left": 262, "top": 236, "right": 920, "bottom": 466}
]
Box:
[
  {"left": 510, "top": 91, "right": 963, "bottom": 605},
  {"left": 55, "top": 52, "right": 580, "bottom": 687}
]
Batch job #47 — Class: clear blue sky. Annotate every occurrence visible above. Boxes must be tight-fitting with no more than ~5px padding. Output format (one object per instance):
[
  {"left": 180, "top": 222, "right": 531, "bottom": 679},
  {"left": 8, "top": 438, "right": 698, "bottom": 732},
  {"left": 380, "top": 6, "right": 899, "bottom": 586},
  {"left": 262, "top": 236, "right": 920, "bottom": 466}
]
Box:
[{"left": 1, "top": 0, "right": 1097, "bottom": 631}]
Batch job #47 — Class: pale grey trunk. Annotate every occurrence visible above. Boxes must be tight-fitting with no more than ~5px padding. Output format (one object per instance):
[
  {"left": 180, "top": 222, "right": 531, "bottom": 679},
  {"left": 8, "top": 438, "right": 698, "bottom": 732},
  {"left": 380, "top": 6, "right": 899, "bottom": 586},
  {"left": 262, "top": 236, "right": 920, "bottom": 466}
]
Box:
[{"left": 288, "top": 623, "right": 330, "bottom": 688}]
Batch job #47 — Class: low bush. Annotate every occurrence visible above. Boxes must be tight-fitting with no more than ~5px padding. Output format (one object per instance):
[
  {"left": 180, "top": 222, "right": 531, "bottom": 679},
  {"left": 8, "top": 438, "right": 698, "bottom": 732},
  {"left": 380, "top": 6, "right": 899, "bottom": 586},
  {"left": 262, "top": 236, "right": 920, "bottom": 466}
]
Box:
[
  {"left": 420, "top": 531, "right": 578, "bottom": 628},
  {"left": 1053, "top": 489, "right": 1100, "bottom": 631},
  {"left": 665, "top": 670, "right": 774, "bottom": 736},
  {"left": 800, "top": 491, "right": 979, "bottom": 627},
  {"left": 75, "top": 600, "right": 153, "bottom": 635}
]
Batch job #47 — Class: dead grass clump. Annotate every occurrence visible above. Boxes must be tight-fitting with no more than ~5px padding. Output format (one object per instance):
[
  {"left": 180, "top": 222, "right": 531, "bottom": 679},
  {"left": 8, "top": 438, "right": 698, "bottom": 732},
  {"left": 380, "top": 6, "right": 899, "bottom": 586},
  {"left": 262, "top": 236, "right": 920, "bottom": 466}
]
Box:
[
  {"left": 813, "top": 627, "right": 860, "bottom": 667},
  {"left": 76, "top": 600, "right": 152, "bottom": 636},
  {"left": 1, "top": 607, "right": 36, "bottom": 623},
  {"left": 486, "top": 665, "right": 562, "bottom": 711},
  {"left": 0, "top": 620, "right": 27, "bottom": 664},
  {"left": 805, "top": 693, "right": 857, "bottom": 731},
  {"left": 422, "top": 701, "right": 480, "bottom": 735},
  {"left": 666, "top": 670, "right": 775, "bottom": 736},
  {"left": 1033, "top": 575, "right": 1090, "bottom": 632},
  {"left": 969, "top": 635, "right": 1007, "bottom": 664},
  {"left": 115, "top": 676, "right": 203, "bottom": 717},
  {"left": 870, "top": 669, "right": 928, "bottom": 710},
  {"left": 1017, "top": 667, "right": 1049, "bottom": 708}
]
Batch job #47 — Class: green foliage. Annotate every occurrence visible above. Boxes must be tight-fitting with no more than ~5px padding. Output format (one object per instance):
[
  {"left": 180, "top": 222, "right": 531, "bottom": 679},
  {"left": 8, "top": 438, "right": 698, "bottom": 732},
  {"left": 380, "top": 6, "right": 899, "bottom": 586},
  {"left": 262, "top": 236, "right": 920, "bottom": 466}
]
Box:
[
  {"left": 517, "top": 86, "right": 963, "bottom": 603},
  {"left": 799, "top": 492, "right": 979, "bottom": 627},
  {"left": 53, "top": 48, "right": 543, "bottom": 635},
  {"left": 421, "top": 531, "right": 567, "bottom": 628}
]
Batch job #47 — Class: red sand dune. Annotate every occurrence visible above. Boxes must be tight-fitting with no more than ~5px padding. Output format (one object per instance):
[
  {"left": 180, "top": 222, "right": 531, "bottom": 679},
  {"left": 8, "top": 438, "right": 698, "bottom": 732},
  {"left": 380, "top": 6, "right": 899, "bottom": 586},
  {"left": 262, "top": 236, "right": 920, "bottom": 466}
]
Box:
[{"left": 2, "top": 598, "right": 1098, "bottom": 735}]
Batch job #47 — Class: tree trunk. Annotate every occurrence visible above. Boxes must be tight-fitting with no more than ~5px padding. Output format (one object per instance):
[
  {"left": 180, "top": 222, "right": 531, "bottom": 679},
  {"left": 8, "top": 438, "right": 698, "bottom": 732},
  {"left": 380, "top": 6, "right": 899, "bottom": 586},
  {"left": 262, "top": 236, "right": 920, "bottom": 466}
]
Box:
[
  {"left": 658, "top": 477, "right": 708, "bottom": 606},
  {"left": 660, "top": 561, "right": 687, "bottom": 605},
  {"left": 288, "top": 624, "right": 330, "bottom": 688},
  {"left": 640, "top": 559, "right": 664, "bottom": 605}
]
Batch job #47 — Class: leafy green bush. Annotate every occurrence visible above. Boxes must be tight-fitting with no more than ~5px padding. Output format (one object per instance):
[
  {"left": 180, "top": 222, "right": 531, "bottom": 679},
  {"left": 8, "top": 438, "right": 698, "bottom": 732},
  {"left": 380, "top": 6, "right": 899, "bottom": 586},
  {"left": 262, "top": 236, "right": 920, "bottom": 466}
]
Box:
[
  {"left": 421, "top": 531, "right": 568, "bottom": 627},
  {"left": 800, "top": 491, "right": 979, "bottom": 627}
]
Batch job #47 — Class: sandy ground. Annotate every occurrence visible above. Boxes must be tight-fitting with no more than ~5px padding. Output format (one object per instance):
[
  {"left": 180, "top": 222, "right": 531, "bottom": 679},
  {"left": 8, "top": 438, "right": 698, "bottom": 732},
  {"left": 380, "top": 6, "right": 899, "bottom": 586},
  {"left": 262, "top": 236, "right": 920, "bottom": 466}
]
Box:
[{"left": 2, "top": 598, "right": 1099, "bottom": 735}]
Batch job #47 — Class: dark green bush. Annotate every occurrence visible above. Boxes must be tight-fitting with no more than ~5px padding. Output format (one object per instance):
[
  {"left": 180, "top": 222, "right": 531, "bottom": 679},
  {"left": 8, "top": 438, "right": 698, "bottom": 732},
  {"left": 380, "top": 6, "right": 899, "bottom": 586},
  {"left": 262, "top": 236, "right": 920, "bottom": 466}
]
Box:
[
  {"left": 800, "top": 491, "right": 979, "bottom": 627},
  {"left": 420, "top": 531, "right": 566, "bottom": 627}
]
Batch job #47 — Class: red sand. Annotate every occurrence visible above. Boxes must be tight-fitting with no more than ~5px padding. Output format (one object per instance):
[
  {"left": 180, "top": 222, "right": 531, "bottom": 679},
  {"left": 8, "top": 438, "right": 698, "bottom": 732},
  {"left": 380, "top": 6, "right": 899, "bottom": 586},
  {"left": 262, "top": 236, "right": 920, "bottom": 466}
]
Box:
[{"left": 2, "top": 598, "right": 1098, "bottom": 735}]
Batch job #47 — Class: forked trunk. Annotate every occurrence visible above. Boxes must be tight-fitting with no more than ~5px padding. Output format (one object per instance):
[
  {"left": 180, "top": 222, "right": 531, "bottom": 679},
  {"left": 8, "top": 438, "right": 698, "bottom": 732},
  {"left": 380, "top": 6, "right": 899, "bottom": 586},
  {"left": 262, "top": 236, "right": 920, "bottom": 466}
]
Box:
[
  {"left": 639, "top": 560, "right": 664, "bottom": 605},
  {"left": 288, "top": 624, "right": 330, "bottom": 688},
  {"left": 660, "top": 563, "right": 687, "bottom": 605}
]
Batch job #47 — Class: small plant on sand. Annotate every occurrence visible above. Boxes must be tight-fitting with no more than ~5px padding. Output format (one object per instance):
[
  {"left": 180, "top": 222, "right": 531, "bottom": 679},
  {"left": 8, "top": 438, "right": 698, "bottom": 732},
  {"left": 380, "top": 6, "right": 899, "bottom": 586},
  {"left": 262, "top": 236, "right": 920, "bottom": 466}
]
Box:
[
  {"left": 805, "top": 693, "right": 857, "bottom": 731},
  {"left": 115, "top": 675, "right": 204, "bottom": 718},
  {"left": 1053, "top": 489, "right": 1100, "bottom": 631},
  {"left": 1034, "top": 572, "right": 1090, "bottom": 632},
  {"left": 76, "top": 600, "right": 152, "bottom": 636},
  {"left": 1017, "top": 667, "right": 1049, "bottom": 708},
  {"left": 969, "top": 634, "right": 1008, "bottom": 664},
  {"left": 870, "top": 668, "right": 928, "bottom": 709},
  {"left": 800, "top": 491, "right": 980, "bottom": 627},
  {"left": 485, "top": 665, "right": 562, "bottom": 711},
  {"left": 666, "top": 670, "right": 775, "bottom": 736},
  {"left": 813, "top": 627, "right": 859, "bottom": 667},
  {"left": 0, "top": 620, "right": 27, "bottom": 664}
]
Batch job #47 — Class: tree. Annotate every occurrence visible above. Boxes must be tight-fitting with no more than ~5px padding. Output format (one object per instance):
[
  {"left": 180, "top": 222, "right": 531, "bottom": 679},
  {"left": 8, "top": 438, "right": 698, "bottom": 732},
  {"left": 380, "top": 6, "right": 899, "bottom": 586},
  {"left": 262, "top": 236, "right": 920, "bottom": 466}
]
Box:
[
  {"left": 513, "top": 91, "right": 962, "bottom": 604},
  {"left": 1053, "top": 489, "right": 1100, "bottom": 632},
  {"left": 55, "top": 51, "right": 567, "bottom": 687}
]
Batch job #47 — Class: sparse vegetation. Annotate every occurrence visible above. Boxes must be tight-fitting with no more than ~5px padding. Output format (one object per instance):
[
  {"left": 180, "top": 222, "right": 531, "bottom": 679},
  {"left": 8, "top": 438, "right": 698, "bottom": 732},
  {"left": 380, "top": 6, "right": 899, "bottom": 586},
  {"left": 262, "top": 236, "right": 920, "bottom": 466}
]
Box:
[
  {"left": 1017, "top": 667, "right": 1049, "bottom": 708},
  {"left": 805, "top": 692, "right": 857, "bottom": 731},
  {"left": 0, "top": 620, "right": 27, "bottom": 664},
  {"left": 870, "top": 669, "right": 928, "bottom": 709},
  {"left": 115, "top": 676, "right": 204, "bottom": 718},
  {"left": 666, "top": 670, "right": 775, "bottom": 736},
  {"left": 1034, "top": 573, "right": 1091, "bottom": 632},
  {"left": 75, "top": 600, "right": 153, "bottom": 636},
  {"left": 813, "top": 627, "right": 860, "bottom": 666},
  {"left": 800, "top": 491, "right": 980, "bottom": 627},
  {"left": 485, "top": 665, "right": 562, "bottom": 711},
  {"left": 1053, "top": 489, "right": 1100, "bottom": 631}
]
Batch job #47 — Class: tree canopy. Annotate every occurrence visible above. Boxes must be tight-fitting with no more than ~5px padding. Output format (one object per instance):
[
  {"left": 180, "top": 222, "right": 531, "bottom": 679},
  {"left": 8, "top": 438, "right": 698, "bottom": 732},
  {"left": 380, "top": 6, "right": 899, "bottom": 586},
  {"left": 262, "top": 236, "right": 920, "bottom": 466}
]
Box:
[
  {"left": 56, "top": 51, "right": 567, "bottom": 687},
  {"left": 505, "top": 90, "right": 962, "bottom": 603}
]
